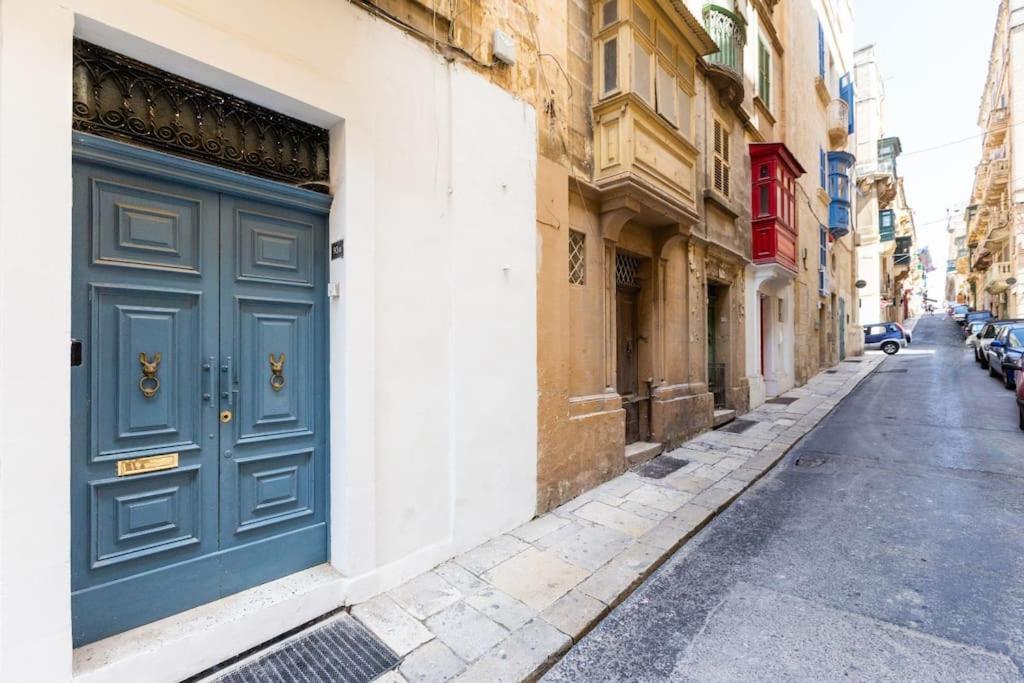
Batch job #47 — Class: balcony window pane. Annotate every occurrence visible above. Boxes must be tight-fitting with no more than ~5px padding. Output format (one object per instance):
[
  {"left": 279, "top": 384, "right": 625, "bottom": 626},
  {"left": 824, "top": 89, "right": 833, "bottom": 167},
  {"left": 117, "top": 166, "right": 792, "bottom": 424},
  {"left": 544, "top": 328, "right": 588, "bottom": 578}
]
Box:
[
  {"left": 656, "top": 62, "right": 677, "bottom": 126},
  {"left": 657, "top": 30, "right": 674, "bottom": 58},
  {"left": 633, "top": 40, "right": 652, "bottom": 105},
  {"left": 602, "top": 0, "right": 618, "bottom": 27},
  {"left": 633, "top": 3, "right": 652, "bottom": 37},
  {"left": 758, "top": 185, "right": 770, "bottom": 217},
  {"left": 759, "top": 163, "right": 769, "bottom": 179},
  {"left": 603, "top": 38, "right": 618, "bottom": 95},
  {"left": 678, "top": 84, "right": 692, "bottom": 136}
]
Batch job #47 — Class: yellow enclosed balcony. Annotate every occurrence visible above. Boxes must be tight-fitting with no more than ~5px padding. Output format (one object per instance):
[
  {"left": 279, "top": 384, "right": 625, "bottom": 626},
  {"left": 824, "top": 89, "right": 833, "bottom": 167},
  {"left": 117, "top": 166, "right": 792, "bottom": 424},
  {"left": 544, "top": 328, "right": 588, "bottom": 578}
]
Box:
[{"left": 987, "top": 158, "right": 1009, "bottom": 201}]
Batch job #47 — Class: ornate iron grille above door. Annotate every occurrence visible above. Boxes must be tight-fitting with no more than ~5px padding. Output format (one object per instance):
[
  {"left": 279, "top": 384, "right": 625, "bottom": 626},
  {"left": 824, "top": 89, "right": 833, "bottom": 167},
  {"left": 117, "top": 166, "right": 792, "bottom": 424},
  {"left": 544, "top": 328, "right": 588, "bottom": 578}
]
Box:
[
  {"left": 615, "top": 253, "right": 642, "bottom": 290},
  {"left": 72, "top": 40, "right": 330, "bottom": 192}
]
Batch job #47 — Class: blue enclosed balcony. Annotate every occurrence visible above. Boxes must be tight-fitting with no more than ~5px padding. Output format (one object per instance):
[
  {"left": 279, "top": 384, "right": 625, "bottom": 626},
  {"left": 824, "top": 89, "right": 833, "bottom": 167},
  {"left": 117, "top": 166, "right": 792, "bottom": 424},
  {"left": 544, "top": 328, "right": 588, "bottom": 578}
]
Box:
[{"left": 827, "top": 151, "right": 855, "bottom": 238}]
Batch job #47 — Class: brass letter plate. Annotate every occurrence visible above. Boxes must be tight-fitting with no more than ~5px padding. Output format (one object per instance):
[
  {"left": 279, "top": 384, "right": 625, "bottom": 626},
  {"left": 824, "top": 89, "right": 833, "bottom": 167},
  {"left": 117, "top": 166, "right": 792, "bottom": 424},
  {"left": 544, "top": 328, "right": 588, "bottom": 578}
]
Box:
[{"left": 117, "top": 453, "right": 179, "bottom": 477}]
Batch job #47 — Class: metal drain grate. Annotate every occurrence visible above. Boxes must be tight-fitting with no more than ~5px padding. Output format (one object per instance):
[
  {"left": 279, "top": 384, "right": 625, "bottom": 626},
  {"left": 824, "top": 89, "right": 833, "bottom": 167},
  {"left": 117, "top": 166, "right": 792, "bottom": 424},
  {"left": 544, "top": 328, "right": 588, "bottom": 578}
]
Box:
[
  {"left": 794, "top": 456, "right": 827, "bottom": 468},
  {"left": 635, "top": 456, "right": 689, "bottom": 479},
  {"left": 765, "top": 396, "right": 799, "bottom": 405},
  {"left": 214, "top": 614, "right": 399, "bottom": 683},
  {"left": 876, "top": 369, "right": 908, "bottom": 374},
  {"left": 717, "top": 418, "right": 756, "bottom": 434},
  {"left": 843, "top": 359, "right": 862, "bottom": 363}
]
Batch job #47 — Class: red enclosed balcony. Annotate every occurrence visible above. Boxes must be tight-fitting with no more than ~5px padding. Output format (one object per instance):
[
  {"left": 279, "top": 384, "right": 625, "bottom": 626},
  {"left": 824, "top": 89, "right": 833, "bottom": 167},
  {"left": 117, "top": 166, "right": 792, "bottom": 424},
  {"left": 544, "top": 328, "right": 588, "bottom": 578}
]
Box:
[{"left": 750, "top": 143, "right": 806, "bottom": 273}]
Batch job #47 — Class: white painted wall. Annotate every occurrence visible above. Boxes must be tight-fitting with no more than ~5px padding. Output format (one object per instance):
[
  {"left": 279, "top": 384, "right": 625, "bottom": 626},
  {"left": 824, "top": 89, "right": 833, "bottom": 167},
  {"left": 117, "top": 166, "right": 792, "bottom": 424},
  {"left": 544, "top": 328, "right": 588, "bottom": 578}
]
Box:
[{"left": 0, "top": 0, "right": 537, "bottom": 679}]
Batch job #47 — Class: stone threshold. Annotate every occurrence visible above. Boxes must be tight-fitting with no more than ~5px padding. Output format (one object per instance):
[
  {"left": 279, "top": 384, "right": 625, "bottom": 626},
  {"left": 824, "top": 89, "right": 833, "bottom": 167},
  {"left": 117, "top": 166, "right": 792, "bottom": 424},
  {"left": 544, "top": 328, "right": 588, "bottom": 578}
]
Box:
[{"left": 272, "top": 354, "right": 885, "bottom": 683}]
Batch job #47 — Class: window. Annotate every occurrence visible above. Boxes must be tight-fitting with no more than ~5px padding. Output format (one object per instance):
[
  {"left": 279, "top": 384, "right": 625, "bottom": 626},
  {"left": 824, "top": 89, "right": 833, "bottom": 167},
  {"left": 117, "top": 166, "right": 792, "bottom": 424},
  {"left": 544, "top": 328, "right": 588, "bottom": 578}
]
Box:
[
  {"left": 633, "top": 2, "right": 652, "bottom": 36},
  {"left": 678, "top": 83, "right": 692, "bottom": 136},
  {"left": 568, "top": 230, "right": 586, "bottom": 285},
  {"left": 713, "top": 119, "right": 730, "bottom": 196},
  {"left": 758, "top": 39, "right": 771, "bottom": 108},
  {"left": 868, "top": 325, "right": 886, "bottom": 336},
  {"left": 602, "top": 0, "right": 618, "bottom": 27},
  {"left": 817, "top": 20, "right": 825, "bottom": 79},
  {"left": 879, "top": 209, "right": 895, "bottom": 241},
  {"left": 839, "top": 71, "right": 854, "bottom": 133},
  {"left": 603, "top": 38, "right": 619, "bottom": 95},
  {"left": 656, "top": 62, "right": 677, "bottom": 125},
  {"left": 819, "top": 224, "right": 828, "bottom": 293},
  {"left": 634, "top": 41, "right": 653, "bottom": 104},
  {"left": 819, "top": 147, "right": 826, "bottom": 189}
]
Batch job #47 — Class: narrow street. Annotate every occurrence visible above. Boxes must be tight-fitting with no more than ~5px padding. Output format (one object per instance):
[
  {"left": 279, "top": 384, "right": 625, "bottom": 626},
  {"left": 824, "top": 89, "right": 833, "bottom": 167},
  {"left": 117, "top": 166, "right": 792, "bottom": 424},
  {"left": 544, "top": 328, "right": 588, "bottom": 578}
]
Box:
[{"left": 545, "top": 315, "right": 1024, "bottom": 681}]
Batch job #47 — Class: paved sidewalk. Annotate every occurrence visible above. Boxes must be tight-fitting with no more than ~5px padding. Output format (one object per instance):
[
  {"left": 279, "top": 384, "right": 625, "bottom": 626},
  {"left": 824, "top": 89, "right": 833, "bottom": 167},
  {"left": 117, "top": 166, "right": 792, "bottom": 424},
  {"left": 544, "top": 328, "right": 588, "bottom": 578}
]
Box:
[{"left": 354, "top": 355, "right": 884, "bottom": 682}]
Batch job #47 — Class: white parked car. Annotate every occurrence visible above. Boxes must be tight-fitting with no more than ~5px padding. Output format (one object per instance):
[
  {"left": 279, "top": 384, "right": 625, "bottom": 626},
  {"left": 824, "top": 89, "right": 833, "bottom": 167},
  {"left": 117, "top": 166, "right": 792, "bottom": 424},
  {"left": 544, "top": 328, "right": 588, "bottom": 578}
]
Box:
[{"left": 966, "top": 320, "right": 988, "bottom": 357}]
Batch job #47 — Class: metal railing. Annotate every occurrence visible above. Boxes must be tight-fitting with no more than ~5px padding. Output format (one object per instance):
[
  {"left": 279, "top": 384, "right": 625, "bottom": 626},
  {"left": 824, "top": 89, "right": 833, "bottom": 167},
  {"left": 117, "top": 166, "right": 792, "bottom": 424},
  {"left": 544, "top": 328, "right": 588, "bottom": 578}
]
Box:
[
  {"left": 702, "top": 5, "right": 746, "bottom": 75},
  {"left": 708, "top": 362, "right": 727, "bottom": 409}
]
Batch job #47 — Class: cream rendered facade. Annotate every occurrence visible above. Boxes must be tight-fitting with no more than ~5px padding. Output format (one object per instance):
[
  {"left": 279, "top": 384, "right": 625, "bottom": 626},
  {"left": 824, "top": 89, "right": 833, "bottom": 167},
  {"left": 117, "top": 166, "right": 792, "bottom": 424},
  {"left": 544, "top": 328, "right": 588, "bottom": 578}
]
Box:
[
  {"left": 785, "top": 0, "right": 862, "bottom": 381},
  {"left": 967, "top": 0, "right": 1023, "bottom": 317},
  {"left": 0, "top": 0, "right": 540, "bottom": 680}
]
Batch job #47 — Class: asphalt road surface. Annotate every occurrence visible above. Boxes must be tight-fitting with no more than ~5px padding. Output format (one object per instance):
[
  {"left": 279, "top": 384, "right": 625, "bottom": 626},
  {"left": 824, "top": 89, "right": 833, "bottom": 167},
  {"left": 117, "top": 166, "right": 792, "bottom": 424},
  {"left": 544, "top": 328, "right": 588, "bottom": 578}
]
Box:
[{"left": 544, "top": 315, "right": 1024, "bottom": 682}]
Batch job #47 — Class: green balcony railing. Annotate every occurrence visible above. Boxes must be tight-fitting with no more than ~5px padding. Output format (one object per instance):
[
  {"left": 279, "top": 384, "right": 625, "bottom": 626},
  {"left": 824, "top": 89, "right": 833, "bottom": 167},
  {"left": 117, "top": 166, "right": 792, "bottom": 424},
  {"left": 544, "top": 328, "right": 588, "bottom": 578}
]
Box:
[{"left": 702, "top": 4, "right": 746, "bottom": 75}]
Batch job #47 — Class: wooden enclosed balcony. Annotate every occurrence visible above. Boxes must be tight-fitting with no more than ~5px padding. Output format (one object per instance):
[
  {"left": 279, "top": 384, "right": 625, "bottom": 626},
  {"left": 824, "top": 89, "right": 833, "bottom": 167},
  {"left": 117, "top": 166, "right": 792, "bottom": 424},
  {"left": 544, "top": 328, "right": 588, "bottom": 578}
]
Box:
[{"left": 593, "top": 94, "right": 700, "bottom": 224}]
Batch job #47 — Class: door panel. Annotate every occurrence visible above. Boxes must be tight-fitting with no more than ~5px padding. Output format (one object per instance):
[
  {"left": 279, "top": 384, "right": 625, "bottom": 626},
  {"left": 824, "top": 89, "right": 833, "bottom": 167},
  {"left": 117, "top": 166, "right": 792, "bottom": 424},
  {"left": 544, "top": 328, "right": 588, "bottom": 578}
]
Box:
[
  {"left": 617, "top": 289, "right": 640, "bottom": 444},
  {"left": 90, "top": 285, "right": 204, "bottom": 459},
  {"left": 91, "top": 178, "right": 204, "bottom": 274},
  {"left": 72, "top": 160, "right": 221, "bottom": 644},
  {"left": 72, "top": 149, "right": 328, "bottom": 646},
  {"left": 235, "top": 298, "right": 314, "bottom": 441},
  {"left": 219, "top": 196, "right": 327, "bottom": 552}
]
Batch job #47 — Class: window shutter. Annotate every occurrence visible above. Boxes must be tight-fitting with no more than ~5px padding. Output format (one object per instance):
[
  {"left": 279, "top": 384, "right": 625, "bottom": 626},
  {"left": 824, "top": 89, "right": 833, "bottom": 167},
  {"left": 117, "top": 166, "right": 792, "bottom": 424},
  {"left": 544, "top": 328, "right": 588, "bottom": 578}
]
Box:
[
  {"left": 758, "top": 40, "right": 770, "bottom": 108},
  {"left": 713, "top": 120, "right": 730, "bottom": 197},
  {"left": 634, "top": 41, "right": 652, "bottom": 105},
  {"left": 839, "top": 72, "right": 855, "bottom": 133},
  {"left": 819, "top": 147, "right": 826, "bottom": 189},
  {"left": 817, "top": 21, "right": 825, "bottom": 79},
  {"left": 655, "top": 62, "right": 677, "bottom": 125}
]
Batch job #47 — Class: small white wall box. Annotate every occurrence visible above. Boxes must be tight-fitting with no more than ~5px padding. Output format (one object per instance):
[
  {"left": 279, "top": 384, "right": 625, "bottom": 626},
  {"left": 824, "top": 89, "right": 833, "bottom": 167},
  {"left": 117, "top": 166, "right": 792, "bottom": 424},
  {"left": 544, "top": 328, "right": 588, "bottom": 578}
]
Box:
[{"left": 493, "top": 30, "right": 516, "bottom": 65}]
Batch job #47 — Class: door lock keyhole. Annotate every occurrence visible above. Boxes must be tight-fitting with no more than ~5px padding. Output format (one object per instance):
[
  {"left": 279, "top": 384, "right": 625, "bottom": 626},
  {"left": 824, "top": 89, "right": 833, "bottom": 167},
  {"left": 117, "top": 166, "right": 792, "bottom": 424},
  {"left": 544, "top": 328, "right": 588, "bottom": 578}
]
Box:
[{"left": 220, "top": 410, "right": 233, "bottom": 423}]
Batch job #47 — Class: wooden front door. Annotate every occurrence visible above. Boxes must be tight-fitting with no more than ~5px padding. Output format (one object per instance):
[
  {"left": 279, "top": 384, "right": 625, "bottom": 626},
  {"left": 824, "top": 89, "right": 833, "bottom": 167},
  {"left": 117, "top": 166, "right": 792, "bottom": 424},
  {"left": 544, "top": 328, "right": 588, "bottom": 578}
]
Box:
[
  {"left": 617, "top": 288, "right": 647, "bottom": 443},
  {"left": 70, "top": 138, "right": 329, "bottom": 646}
]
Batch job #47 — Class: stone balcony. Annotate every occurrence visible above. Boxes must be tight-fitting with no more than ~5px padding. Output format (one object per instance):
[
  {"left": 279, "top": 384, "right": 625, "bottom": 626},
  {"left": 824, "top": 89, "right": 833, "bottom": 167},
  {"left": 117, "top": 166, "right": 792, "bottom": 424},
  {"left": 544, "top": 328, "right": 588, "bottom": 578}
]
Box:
[
  {"left": 826, "top": 99, "right": 849, "bottom": 150},
  {"left": 985, "top": 158, "right": 1009, "bottom": 202},
  {"left": 985, "top": 261, "right": 1013, "bottom": 293},
  {"left": 986, "top": 106, "right": 1009, "bottom": 149}
]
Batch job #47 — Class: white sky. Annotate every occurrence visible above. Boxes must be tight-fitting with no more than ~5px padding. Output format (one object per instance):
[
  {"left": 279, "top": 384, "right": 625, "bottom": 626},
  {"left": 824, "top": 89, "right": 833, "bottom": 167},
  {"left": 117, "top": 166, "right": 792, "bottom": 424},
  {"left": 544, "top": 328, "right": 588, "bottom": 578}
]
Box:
[{"left": 854, "top": 0, "right": 999, "bottom": 303}]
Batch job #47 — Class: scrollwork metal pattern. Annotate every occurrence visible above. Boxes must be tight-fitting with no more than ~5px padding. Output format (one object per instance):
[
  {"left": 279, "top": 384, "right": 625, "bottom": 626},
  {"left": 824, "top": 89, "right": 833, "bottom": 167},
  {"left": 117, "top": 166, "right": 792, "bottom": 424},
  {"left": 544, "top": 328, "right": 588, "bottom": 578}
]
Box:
[{"left": 72, "top": 40, "right": 330, "bottom": 192}]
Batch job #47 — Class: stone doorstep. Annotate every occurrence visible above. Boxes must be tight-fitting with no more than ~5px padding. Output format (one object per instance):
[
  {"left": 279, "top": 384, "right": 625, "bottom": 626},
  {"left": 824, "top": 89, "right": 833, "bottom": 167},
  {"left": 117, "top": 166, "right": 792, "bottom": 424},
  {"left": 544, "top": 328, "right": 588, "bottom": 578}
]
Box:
[
  {"left": 349, "top": 356, "right": 883, "bottom": 683},
  {"left": 623, "top": 440, "right": 664, "bottom": 467}
]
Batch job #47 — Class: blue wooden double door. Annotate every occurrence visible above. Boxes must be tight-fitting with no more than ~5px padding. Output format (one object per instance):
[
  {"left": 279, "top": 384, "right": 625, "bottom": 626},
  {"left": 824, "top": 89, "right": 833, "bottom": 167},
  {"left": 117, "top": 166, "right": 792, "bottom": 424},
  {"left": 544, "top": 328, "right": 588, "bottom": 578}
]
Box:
[{"left": 71, "top": 139, "right": 329, "bottom": 646}]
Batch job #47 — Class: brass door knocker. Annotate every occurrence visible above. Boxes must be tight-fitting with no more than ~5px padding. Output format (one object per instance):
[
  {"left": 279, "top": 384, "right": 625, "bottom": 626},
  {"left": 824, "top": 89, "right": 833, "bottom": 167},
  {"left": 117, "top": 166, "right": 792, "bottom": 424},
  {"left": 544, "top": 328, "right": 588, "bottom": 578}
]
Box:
[
  {"left": 268, "top": 353, "right": 286, "bottom": 392},
  {"left": 138, "top": 352, "right": 162, "bottom": 399}
]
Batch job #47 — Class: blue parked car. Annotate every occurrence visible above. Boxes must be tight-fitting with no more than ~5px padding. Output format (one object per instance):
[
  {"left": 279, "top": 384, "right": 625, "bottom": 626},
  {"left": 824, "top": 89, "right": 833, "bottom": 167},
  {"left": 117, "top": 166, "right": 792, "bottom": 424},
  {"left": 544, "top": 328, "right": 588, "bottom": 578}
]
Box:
[
  {"left": 985, "top": 323, "right": 1024, "bottom": 390},
  {"left": 863, "top": 322, "right": 907, "bottom": 355}
]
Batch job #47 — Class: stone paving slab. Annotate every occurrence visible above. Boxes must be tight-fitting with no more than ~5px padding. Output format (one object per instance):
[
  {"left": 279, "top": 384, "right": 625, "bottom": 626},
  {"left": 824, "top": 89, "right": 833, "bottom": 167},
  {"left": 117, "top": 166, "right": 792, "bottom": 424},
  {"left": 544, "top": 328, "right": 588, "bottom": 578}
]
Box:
[{"left": 351, "top": 353, "right": 884, "bottom": 683}]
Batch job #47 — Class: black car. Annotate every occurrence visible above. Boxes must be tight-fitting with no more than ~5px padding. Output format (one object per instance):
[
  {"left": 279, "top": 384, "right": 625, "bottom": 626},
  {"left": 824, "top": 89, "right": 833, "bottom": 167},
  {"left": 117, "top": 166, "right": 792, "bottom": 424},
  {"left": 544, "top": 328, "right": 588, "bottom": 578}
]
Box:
[{"left": 985, "top": 324, "right": 1024, "bottom": 390}]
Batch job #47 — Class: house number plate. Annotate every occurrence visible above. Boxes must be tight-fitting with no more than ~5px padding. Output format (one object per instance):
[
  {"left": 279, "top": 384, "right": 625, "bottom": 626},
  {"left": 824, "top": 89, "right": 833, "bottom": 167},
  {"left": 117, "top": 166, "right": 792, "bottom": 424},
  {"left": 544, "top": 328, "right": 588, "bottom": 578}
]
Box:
[{"left": 116, "top": 453, "right": 179, "bottom": 477}]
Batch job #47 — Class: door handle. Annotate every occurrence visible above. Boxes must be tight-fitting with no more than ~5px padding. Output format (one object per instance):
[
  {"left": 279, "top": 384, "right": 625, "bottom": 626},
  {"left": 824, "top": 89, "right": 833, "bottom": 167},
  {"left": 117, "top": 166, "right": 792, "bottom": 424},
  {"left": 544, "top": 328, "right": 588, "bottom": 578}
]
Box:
[
  {"left": 221, "top": 355, "right": 233, "bottom": 407},
  {"left": 203, "top": 356, "right": 215, "bottom": 404}
]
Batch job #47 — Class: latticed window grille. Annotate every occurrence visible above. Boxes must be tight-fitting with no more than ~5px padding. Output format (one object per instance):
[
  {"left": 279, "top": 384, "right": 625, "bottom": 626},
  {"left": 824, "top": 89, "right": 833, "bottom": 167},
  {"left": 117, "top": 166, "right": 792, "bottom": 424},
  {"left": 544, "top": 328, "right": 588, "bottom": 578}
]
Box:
[
  {"left": 616, "top": 253, "right": 642, "bottom": 289},
  {"left": 713, "top": 119, "right": 731, "bottom": 196},
  {"left": 568, "top": 230, "right": 586, "bottom": 285}
]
